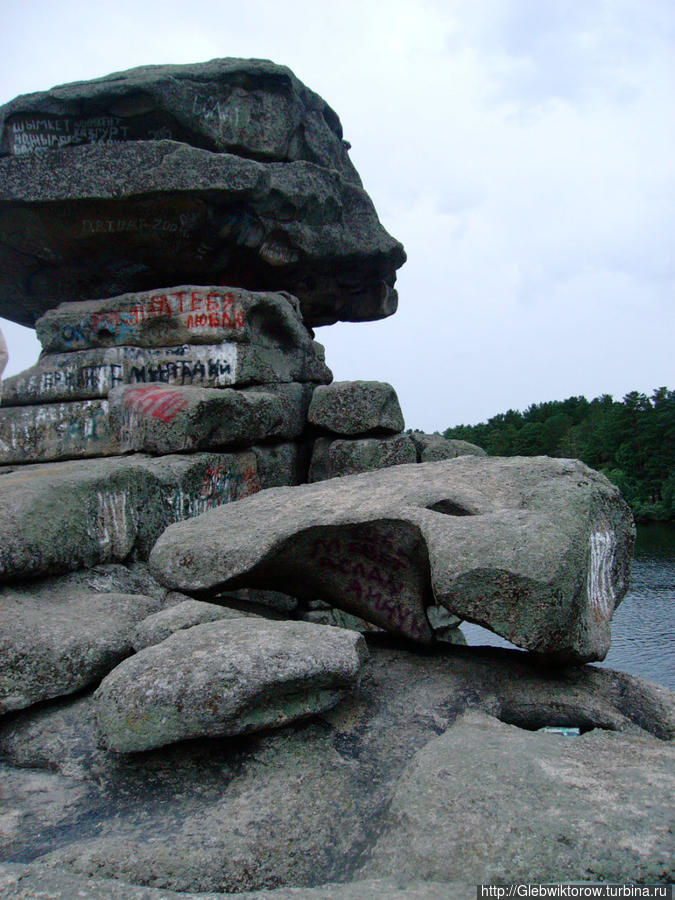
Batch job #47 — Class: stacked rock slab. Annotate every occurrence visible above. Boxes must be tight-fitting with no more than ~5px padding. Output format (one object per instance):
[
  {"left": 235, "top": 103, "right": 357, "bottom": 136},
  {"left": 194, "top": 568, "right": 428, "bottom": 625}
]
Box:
[
  {"left": 306, "top": 382, "right": 486, "bottom": 481},
  {"left": 0, "top": 59, "right": 405, "bottom": 327},
  {"left": 307, "top": 380, "right": 414, "bottom": 480},
  {"left": 0, "top": 58, "right": 669, "bottom": 899},
  {"left": 0, "top": 285, "right": 329, "bottom": 467}
]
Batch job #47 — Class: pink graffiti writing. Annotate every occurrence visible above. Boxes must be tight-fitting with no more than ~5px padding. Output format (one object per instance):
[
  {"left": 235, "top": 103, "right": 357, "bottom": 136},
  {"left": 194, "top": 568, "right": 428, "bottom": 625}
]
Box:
[
  {"left": 123, "top": 386, "right": 190, "bottom": 423},
  {"left": 88, "top": 290, "right": 245, "bottom": 336}
]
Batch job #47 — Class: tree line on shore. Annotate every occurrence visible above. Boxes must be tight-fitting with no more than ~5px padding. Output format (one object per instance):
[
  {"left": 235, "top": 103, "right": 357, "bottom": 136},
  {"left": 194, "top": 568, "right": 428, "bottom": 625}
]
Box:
[{"left": 441, "top": 388, "right": 675, "bottom": 522}]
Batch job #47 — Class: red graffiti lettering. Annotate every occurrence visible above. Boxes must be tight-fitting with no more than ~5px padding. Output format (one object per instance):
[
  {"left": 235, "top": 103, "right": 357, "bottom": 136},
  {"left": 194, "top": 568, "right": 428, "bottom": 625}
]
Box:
[{"left": 123, "top": 386, "right": 190, "bottom": 423}]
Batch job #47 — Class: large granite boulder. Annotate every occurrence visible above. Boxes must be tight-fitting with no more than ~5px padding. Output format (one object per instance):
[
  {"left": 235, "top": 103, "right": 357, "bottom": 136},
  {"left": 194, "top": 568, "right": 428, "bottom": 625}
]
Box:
[
  {"left": 0, "top": 398, "right": 117, "bottom": 463},
  {"left": 0, "top": 451, "right": 260, "bottom": 583},
  {"left": 108, "top": 382, "right": 309, "bottom": 454},
  {"left": 307, "top": 381, "right": 404, "bottom": 435},
  {"left": 35, "top": 287, "right": 324, "bottom": 355},
  {"left": 0, "top": 589, "right": 169, "bottom": 715},
  {"left": 0, "top": 59, "right": 359, "bottom": 178},
  {"left": 360, "top": 710, "right": 675, "bottom": 885},
  {"left": 0, "top": 145, "right": 403, "bottom": 330},
  {"left": 150, "top": 456, "right": 635, "bottom": 661},
  {"left": 308, "top": 434, "right": 416, "bottom": 481},
  {"left": 409, "top": 432, "right": 486, "bottom": 461},
  {"left": 132, "top": 599, "right": 252, "bottom": 651},
  {"left": 1, "top": 645, "right": 671, "bottom": 892},
  {"left": 94, "top": 619, "right": 368, "bottom": 752}
]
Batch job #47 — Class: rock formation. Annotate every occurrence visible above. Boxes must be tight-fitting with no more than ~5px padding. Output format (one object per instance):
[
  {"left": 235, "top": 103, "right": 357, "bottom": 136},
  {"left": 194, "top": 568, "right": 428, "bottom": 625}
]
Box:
[
  {"left": 0, "top": 59, "right": 670, "bottom": 896},
  {"left": 0, "top": 59, "right": 405, "bottom": 327},
  {"left": 149, "top": 455, "right": 634, "bottom": 661}
]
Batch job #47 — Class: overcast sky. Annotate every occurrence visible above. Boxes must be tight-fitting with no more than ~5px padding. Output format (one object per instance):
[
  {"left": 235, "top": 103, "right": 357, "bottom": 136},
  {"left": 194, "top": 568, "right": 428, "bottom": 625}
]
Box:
[{"left": 1, "top": 0, "right": 673, "bottom": 430}]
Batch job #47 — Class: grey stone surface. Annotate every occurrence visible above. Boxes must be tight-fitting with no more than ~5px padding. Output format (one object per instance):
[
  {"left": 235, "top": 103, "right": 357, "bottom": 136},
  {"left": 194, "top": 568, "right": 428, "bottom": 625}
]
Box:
[
  {"left": 0, "top": 59, "right": 360, "bottom": 180},
  {"left": 94, "top": 619, "right": 368, "bottom": 752},
  {"left": 35, "top": 288, "right": 326, "bottom": 360},
  {"left": 308, "top": 380, "right": 404, "bottom": 435},
  {"left": 150, "top": 456, "right": 634, "bottom": 661},
  {"left": 250, "top": 442, "right": 309, "bottom": 489},
  {"left": 1, "top": 333, "right": 330, "bottom": 407},
  {"left": 302, "top": 608, "right": 383, "bottom": 634},
  {"left": 360, "top": 710, "right": 675, "bottom": 885},
  {"left": 109, "top": 382, "right": 308, "bottom": 454},
  {"left": 0, "top": 590, "right": 166, "bottom": 714},
  {"left": 0, "top": 646, "right": 670, "bottom": 892},
  {"left": 308, "top": 434, "right": 416, "bottom": 481},
  {"left": 0, "top": 864, "right": 460, "bottom": 900},
  {"left": 132, "top": 600, "right": 250, "bottom": 651},
  {"left": 217, "top": 588, "right": 300, "bottom": 615},
  {"left": 0, "top": 144, "right": 404, "bottom": 328},
  {"left": 0, "top": 398, "right": 116, "bottom": 463},
  {"left": 0, "top": 451, "right": 259, "bottom": 583},
  {"left": 409, "top": 432, "right": 486, "bottom": 461}
]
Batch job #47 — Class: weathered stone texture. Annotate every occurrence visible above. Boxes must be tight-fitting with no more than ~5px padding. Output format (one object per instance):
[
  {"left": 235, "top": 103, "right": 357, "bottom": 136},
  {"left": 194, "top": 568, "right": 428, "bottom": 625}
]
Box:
[
  {"left": 0, "top": 864, "right": 458, "bottom": 900},
  {"left": 109, "top": 382, "right": 309, "bottom": 454},
  {"left": 360, "top": 711, "right": 675, "bottom": 885},
  {"left": 0, "top": 451, "right": 259, "bottom": 583},
  {"left": 308, "top": 434, "right": 416, "bottom": 481},
  {"left": 94, "top": 619, "right": 368, "bottom": 752},
  {"left": 150, "top": 456, "right": 634, "bottom": 661},
  {"left": 0, "top": 591, "right": 167, "bottom": 714},
  {"left": 0, "top": 399, "right": 116, "bottom": 463},
  {"left": 0, "top": 146, "right": 404, "bottom": 328},
  {"left": 308, "top": 380, "right": 404, "bottom": 435}
]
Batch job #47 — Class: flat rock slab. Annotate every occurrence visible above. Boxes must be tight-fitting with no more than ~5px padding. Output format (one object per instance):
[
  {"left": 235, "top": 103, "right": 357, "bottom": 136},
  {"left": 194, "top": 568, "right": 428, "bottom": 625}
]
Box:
[
  {"left": 410, "top": 432, "right": 486, "bottom": 461},
  {"left": 2, "top": 334, "right": 330, "bottom": 409},
  {"left": 0, "top": 144, "right": 404, "bottom": 327},
  {"left": 0, "top": 451, "right": 259, "bottom": 583},
  {"left": 308, "top": 381, "right": 404, "bottom": 435},
  {"left": 0, "top": 591, "right": 167, "bottom": 714},
  {"left": 109, "top": 382, "right": 309, "bottom": 454},
  {"left": 0, "top": 865, "right": 459, "bottom": 900},
  {"left": 360, "top": 710, "right": 675, "bottom": 885},
  {"left": 35, "top": 287, "right": 325, "bottom": 359},
  {"left": 94, "top": 619, "right": 368, "bottom": 752},
  {"left": 150, "top": 456, "right": 634, "bottom": 661},
  {"left": 132, "top": 599, "right": 250, "bottom": 651},
  {"left": 1, "top": 646, "right": 671, "bottom": 892},
  {"left": 0, "top": 58, "right": 359, "bottom": 180},
  {"left": 0, "top": 398, "right": 116, "bottom": 463},
  {"left": 309, "top": 434, "right": 416, "bottom": 481}
]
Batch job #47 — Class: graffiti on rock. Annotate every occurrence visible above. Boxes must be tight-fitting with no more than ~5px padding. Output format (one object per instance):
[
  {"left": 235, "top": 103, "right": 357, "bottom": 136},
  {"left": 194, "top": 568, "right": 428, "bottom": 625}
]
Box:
[
  {"left": 587, "top": 530, "right": 617, "bottom": 623},
  {"left": 309, "top": 533, "right": 428, "bottom": 640},
  {"left": 59, "top": 289, "right": 245, "bottom": 348},
  {"left": 122, "top": 386, "right": 190, "bottom": 424},
  {"left": 170, "top": 461, "right": 260, "bottom": 519}
]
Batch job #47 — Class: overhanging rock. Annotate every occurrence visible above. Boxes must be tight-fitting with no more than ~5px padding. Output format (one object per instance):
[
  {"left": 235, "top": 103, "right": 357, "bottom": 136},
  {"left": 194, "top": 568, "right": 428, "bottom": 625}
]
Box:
[
  {"left": 0, "top": 451, "right": 260, "bottom": 583},
  {"left": 149, "top": 456, "right": 635, "bottom": 661},
  {"left": 0, "top": 146, "right": 403, "bottom": 329},
  {"left": 0, "top": 58, "right": 361, "bottom": 178}
]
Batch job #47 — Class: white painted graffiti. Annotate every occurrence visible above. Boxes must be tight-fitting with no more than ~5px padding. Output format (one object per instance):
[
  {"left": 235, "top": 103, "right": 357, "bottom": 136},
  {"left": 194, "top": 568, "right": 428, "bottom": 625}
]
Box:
[
  {"left": 95, "top": 490, "right": 135, "bottom": 560},
  {"left": 586, "top": 530, "right": 616, "bottom": 620}
]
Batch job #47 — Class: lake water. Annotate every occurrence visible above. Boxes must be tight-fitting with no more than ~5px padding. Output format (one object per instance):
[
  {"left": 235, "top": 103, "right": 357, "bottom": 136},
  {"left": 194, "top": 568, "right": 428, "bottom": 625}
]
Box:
[{"left": 461, "top": 523, "right": 675, "bottom": 691}]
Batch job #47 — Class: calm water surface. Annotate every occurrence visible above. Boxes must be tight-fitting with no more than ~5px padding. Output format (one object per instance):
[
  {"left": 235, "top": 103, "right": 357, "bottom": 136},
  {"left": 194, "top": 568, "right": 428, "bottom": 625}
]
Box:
[{"left": 461, "top": 523, "right": 675, "bottom": 690}]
